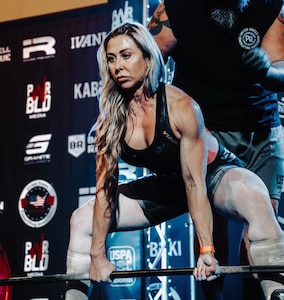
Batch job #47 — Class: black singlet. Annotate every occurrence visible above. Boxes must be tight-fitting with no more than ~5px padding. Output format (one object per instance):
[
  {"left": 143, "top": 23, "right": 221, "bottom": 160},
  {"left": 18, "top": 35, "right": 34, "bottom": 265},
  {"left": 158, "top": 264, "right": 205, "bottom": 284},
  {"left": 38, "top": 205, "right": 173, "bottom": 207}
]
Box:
[{"left": 120, "top": 83, "right": 181, "bottom": 176}]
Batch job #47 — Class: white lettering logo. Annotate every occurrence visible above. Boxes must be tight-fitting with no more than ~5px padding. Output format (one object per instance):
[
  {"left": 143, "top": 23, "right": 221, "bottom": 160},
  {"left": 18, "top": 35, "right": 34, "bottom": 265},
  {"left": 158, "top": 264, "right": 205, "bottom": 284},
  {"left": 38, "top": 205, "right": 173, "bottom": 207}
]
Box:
[
  {"left": 0, "top": 46, "right": 11, "bottom": 62},
  {"left": 74, "top": 81, "right": 102, "bottom": 99},
  {"left": 70, "top": 32, "right": 107, "bottom": 49},
  {"left": 68, "top": 134, "right": 86, "bottom": 158},
  {"left": 23, "top": 36, "right": 56, "bottom": 61},
  {"left": 111, "top": 1, "right": 134, "bottom": 29},
  {"left": 118, "top": 162, "right": 138, "bottom": 182},
  {"left": 26, "top": 134, "right": 51, "bottom": 155},
  {"left": 148, "top": 240, "right": 182, "bottom": 257},
  {"left": 24, "top": 134, "right": 52, "bottom": 165}
]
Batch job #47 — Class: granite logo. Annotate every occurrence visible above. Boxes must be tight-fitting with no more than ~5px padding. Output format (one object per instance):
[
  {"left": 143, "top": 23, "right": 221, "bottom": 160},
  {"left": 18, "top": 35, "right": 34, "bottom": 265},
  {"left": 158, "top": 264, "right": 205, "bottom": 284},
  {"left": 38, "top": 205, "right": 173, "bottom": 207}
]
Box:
[{"left": 24, "top": 134, "right": 51, "bottom": 164}]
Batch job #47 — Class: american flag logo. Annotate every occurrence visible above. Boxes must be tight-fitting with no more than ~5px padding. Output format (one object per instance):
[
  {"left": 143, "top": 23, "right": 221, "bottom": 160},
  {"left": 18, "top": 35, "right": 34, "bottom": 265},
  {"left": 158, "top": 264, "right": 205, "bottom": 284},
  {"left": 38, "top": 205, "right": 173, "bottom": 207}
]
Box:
[{"left": 29, "top": 195, "right": 46, "bottom": 207}]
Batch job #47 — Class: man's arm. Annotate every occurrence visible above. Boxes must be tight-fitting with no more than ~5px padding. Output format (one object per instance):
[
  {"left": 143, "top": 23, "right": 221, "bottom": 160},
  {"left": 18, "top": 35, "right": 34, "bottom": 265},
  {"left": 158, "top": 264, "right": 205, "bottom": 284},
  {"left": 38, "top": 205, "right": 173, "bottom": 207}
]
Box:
[
  {"left": 261, "top": 8, "right": 284, "bottom": 91},
  {"left": 242, "top": 4, "right": 284, "bottom": 91},
  {"left": 147, "top": 1, "right": 177, "bottom": 60}
]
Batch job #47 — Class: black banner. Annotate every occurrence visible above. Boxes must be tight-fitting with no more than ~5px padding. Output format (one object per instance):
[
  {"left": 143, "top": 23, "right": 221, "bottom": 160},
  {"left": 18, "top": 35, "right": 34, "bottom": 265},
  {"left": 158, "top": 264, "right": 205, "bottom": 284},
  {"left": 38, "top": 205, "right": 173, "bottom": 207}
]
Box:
[{"left": 0, "top": 5, "right": 107, "bottom": 299}]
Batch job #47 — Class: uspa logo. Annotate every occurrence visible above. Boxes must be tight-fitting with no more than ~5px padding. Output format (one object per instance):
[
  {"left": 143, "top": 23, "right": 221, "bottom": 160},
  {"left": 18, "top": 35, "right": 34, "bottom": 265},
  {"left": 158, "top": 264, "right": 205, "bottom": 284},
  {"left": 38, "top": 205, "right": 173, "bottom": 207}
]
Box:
[
  {"left": 19, "top": 180, "right": 57, "bottom": 228},
  {"left": 107, "top": 246, "right": 136, "bottom": 286}
]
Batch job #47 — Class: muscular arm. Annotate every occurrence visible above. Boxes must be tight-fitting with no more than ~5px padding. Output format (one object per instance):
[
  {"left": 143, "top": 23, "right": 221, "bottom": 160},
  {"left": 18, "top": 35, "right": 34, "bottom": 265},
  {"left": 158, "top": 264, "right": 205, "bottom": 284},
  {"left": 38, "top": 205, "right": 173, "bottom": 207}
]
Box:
[
  {"left": 178, "top": 100, "right": 213, "bottom": 249},
  {"left": 89, "top": 158, "right": 117, "bottom": 281},
  {"left": 147, "top": 1, "right": 177, "bottom": 60},
  {"left": 167, "top": 85, "right": 215, "bottom": 277}
]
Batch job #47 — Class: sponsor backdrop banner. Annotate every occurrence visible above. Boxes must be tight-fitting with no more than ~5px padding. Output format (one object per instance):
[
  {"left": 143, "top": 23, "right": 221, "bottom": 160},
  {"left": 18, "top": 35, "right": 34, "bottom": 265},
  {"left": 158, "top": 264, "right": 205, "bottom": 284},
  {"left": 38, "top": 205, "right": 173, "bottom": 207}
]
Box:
[
  {"left": 0, "top": 1, "right": 283, "bottom": 300},
  {"left": 0, "top": 4, "right": 108, "bottom": 299},
  {"left": 0, "top": 1, "right": 154, "bottom": 300}
]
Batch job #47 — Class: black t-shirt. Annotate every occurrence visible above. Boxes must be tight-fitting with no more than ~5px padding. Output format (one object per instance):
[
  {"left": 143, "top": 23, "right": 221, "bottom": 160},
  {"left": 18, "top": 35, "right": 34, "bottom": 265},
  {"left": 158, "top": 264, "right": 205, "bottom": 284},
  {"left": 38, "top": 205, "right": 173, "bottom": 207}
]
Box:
[{"left": 164, "top": 0, "right": 282, "bottom": 131}]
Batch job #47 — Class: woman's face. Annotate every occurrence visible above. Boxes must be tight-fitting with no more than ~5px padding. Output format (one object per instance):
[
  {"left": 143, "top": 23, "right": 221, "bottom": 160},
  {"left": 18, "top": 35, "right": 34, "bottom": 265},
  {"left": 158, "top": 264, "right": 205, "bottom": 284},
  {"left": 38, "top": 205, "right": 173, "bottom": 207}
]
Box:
[{"left": 106, "top": 35, "right": 149, "bottom": 90}]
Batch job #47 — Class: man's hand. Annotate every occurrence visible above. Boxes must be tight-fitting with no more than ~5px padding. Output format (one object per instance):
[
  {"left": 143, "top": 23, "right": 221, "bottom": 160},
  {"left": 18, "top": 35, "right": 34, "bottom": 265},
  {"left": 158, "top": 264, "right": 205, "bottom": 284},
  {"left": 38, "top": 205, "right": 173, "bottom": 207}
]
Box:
[{"left": 242, "top": 47, "right": 271, "bottom": 81}]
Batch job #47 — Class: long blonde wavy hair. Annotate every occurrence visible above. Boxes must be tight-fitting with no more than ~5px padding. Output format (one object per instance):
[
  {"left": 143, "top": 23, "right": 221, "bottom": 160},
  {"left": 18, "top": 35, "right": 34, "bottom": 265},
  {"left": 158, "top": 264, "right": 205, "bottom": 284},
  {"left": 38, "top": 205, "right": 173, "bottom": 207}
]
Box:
[{"left": 95, "top": 22, "right": 165, "bottom": 215}]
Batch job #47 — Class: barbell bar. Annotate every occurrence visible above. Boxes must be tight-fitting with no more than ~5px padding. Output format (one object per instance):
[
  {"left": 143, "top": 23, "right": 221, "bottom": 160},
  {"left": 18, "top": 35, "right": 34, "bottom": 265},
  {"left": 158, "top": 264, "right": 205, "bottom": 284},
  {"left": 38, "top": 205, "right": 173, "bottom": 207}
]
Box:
[{"left": 0, "top": 265, "right": 284, "bottom": 286}]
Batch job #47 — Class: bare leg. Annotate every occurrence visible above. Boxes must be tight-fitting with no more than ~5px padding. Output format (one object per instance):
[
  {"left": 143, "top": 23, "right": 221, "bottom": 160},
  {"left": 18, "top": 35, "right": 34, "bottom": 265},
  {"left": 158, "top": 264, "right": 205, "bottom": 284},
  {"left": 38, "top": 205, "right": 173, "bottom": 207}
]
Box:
[
  {"left": 214, "top": 168, "right": 284, "bottom": 300},
  {"left": 240, "top": 225, "right": 265, "bottom": 300},
  {"left": 65, "top": 194, "right": 150, "bottom": 300}
]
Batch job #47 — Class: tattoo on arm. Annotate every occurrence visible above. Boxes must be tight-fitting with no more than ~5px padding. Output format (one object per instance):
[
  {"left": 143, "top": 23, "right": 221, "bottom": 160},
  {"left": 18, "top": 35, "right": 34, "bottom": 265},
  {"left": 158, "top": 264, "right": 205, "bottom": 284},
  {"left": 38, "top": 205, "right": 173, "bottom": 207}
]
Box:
[{"left": 148, "top": 1, "right": 171, "bottom": 35}]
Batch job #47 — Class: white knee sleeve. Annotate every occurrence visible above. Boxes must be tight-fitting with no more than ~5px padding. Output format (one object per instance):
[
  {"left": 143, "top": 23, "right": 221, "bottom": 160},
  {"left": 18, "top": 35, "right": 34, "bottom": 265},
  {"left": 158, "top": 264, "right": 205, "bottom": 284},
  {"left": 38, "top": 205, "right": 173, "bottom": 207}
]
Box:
[
  {"left": 65, "top": 250, "right": 91, "bottom": 300},
  {"left": 250, "top": 237, "right": 284, "bottom": 300}
]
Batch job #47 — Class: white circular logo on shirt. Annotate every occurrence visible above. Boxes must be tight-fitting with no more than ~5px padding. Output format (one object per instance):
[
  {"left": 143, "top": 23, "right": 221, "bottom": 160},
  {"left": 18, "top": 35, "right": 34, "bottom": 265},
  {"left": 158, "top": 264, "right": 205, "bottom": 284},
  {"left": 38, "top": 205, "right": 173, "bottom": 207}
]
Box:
[{"left": 238, "top": 27, "right": 260, "bottom": 50}]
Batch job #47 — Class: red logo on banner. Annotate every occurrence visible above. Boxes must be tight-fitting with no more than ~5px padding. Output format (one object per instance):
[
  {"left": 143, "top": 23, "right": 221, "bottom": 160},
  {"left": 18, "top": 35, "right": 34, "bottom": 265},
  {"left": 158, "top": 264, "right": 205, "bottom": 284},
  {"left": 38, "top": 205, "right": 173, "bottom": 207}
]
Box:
[
  {"left": 26, "top": 77, "right": 52, "bottom": 119},
  {"left": 18, "top": 180, "right": 57, "bottom": 228},
  {"left": 24, "top": 234, "right": 49, "bottom": 273}
]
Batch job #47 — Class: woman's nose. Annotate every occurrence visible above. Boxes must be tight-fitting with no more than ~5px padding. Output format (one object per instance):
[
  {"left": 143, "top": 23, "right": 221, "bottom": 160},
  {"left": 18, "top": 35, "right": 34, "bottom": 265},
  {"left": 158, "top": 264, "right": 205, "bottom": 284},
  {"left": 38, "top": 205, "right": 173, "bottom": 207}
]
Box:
[{"left": 115, "top": 58, "right": 122, "bottom": 73}]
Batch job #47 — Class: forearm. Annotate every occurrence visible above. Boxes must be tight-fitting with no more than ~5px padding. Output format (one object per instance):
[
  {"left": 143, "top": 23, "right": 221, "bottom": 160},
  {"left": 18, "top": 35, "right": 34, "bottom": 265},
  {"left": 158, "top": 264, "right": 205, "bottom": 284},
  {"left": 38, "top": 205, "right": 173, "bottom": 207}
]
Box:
[
  {"left": 90, "top": 193, "right": 112, "bottom": 258},
  {"left": 89, "top": 190, "right": 116, "bottom": 282},
  {"left": 187, "top": 191, "right": 214, "bottom": 248},
  {"left": 242, "top": 48, "right": 284, "bottom": 91}
]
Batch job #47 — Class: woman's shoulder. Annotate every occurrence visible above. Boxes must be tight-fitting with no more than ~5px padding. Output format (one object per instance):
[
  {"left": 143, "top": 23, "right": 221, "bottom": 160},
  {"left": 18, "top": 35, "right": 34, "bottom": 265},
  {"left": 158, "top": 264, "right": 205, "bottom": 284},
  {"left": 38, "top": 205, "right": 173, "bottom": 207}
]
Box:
[
  {"left": 164, "top": 83, "right": 199, "bottom": 110},
  {"left": 165, "top": 83, "right": 188, "bottom": 98}
]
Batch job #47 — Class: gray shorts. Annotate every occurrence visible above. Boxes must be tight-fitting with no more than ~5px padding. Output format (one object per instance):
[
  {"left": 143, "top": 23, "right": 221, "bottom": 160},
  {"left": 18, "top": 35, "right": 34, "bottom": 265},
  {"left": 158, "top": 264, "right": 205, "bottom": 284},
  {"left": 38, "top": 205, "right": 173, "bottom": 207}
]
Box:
[{"left": 211, "top": 126, "right": 284, "bottom": 200}]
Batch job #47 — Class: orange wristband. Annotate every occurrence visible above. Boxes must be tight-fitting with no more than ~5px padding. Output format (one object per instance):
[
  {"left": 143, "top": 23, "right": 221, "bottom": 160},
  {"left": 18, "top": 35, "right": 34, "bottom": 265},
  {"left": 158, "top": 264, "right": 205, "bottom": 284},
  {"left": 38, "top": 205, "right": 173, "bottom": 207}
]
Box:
[{"left": 200, "top": 245, "right": 215, "bottom": 254}]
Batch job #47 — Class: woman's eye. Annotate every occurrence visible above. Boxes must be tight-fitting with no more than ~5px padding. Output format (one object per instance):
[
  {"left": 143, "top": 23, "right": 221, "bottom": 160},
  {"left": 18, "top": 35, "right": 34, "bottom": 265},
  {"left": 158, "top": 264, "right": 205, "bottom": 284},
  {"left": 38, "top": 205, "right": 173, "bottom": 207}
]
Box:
[
  {"left": 107, "top": 56, "right": 115, "bottom": 63},
  {"left": 122, "top": 53, "right": 130, "bottom": 59}
]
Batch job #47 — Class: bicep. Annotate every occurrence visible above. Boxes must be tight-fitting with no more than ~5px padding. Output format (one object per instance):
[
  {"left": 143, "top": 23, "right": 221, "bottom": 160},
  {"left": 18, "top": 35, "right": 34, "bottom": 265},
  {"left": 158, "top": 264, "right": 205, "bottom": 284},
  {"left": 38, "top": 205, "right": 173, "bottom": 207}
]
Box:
[
  {"left": 180, "top": 134, "right": 207, "bottom": 190},
  {"left": 178, "top": 109, "right": 207, "bottom": 191}
]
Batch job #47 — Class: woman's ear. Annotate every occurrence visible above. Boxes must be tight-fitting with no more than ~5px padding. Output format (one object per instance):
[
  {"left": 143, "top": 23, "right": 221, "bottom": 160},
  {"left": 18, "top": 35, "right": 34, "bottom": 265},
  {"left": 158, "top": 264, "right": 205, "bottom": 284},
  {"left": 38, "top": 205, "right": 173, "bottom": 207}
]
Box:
[{"left": 146, "top": 57, "right": 150, "bottom": 70}]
